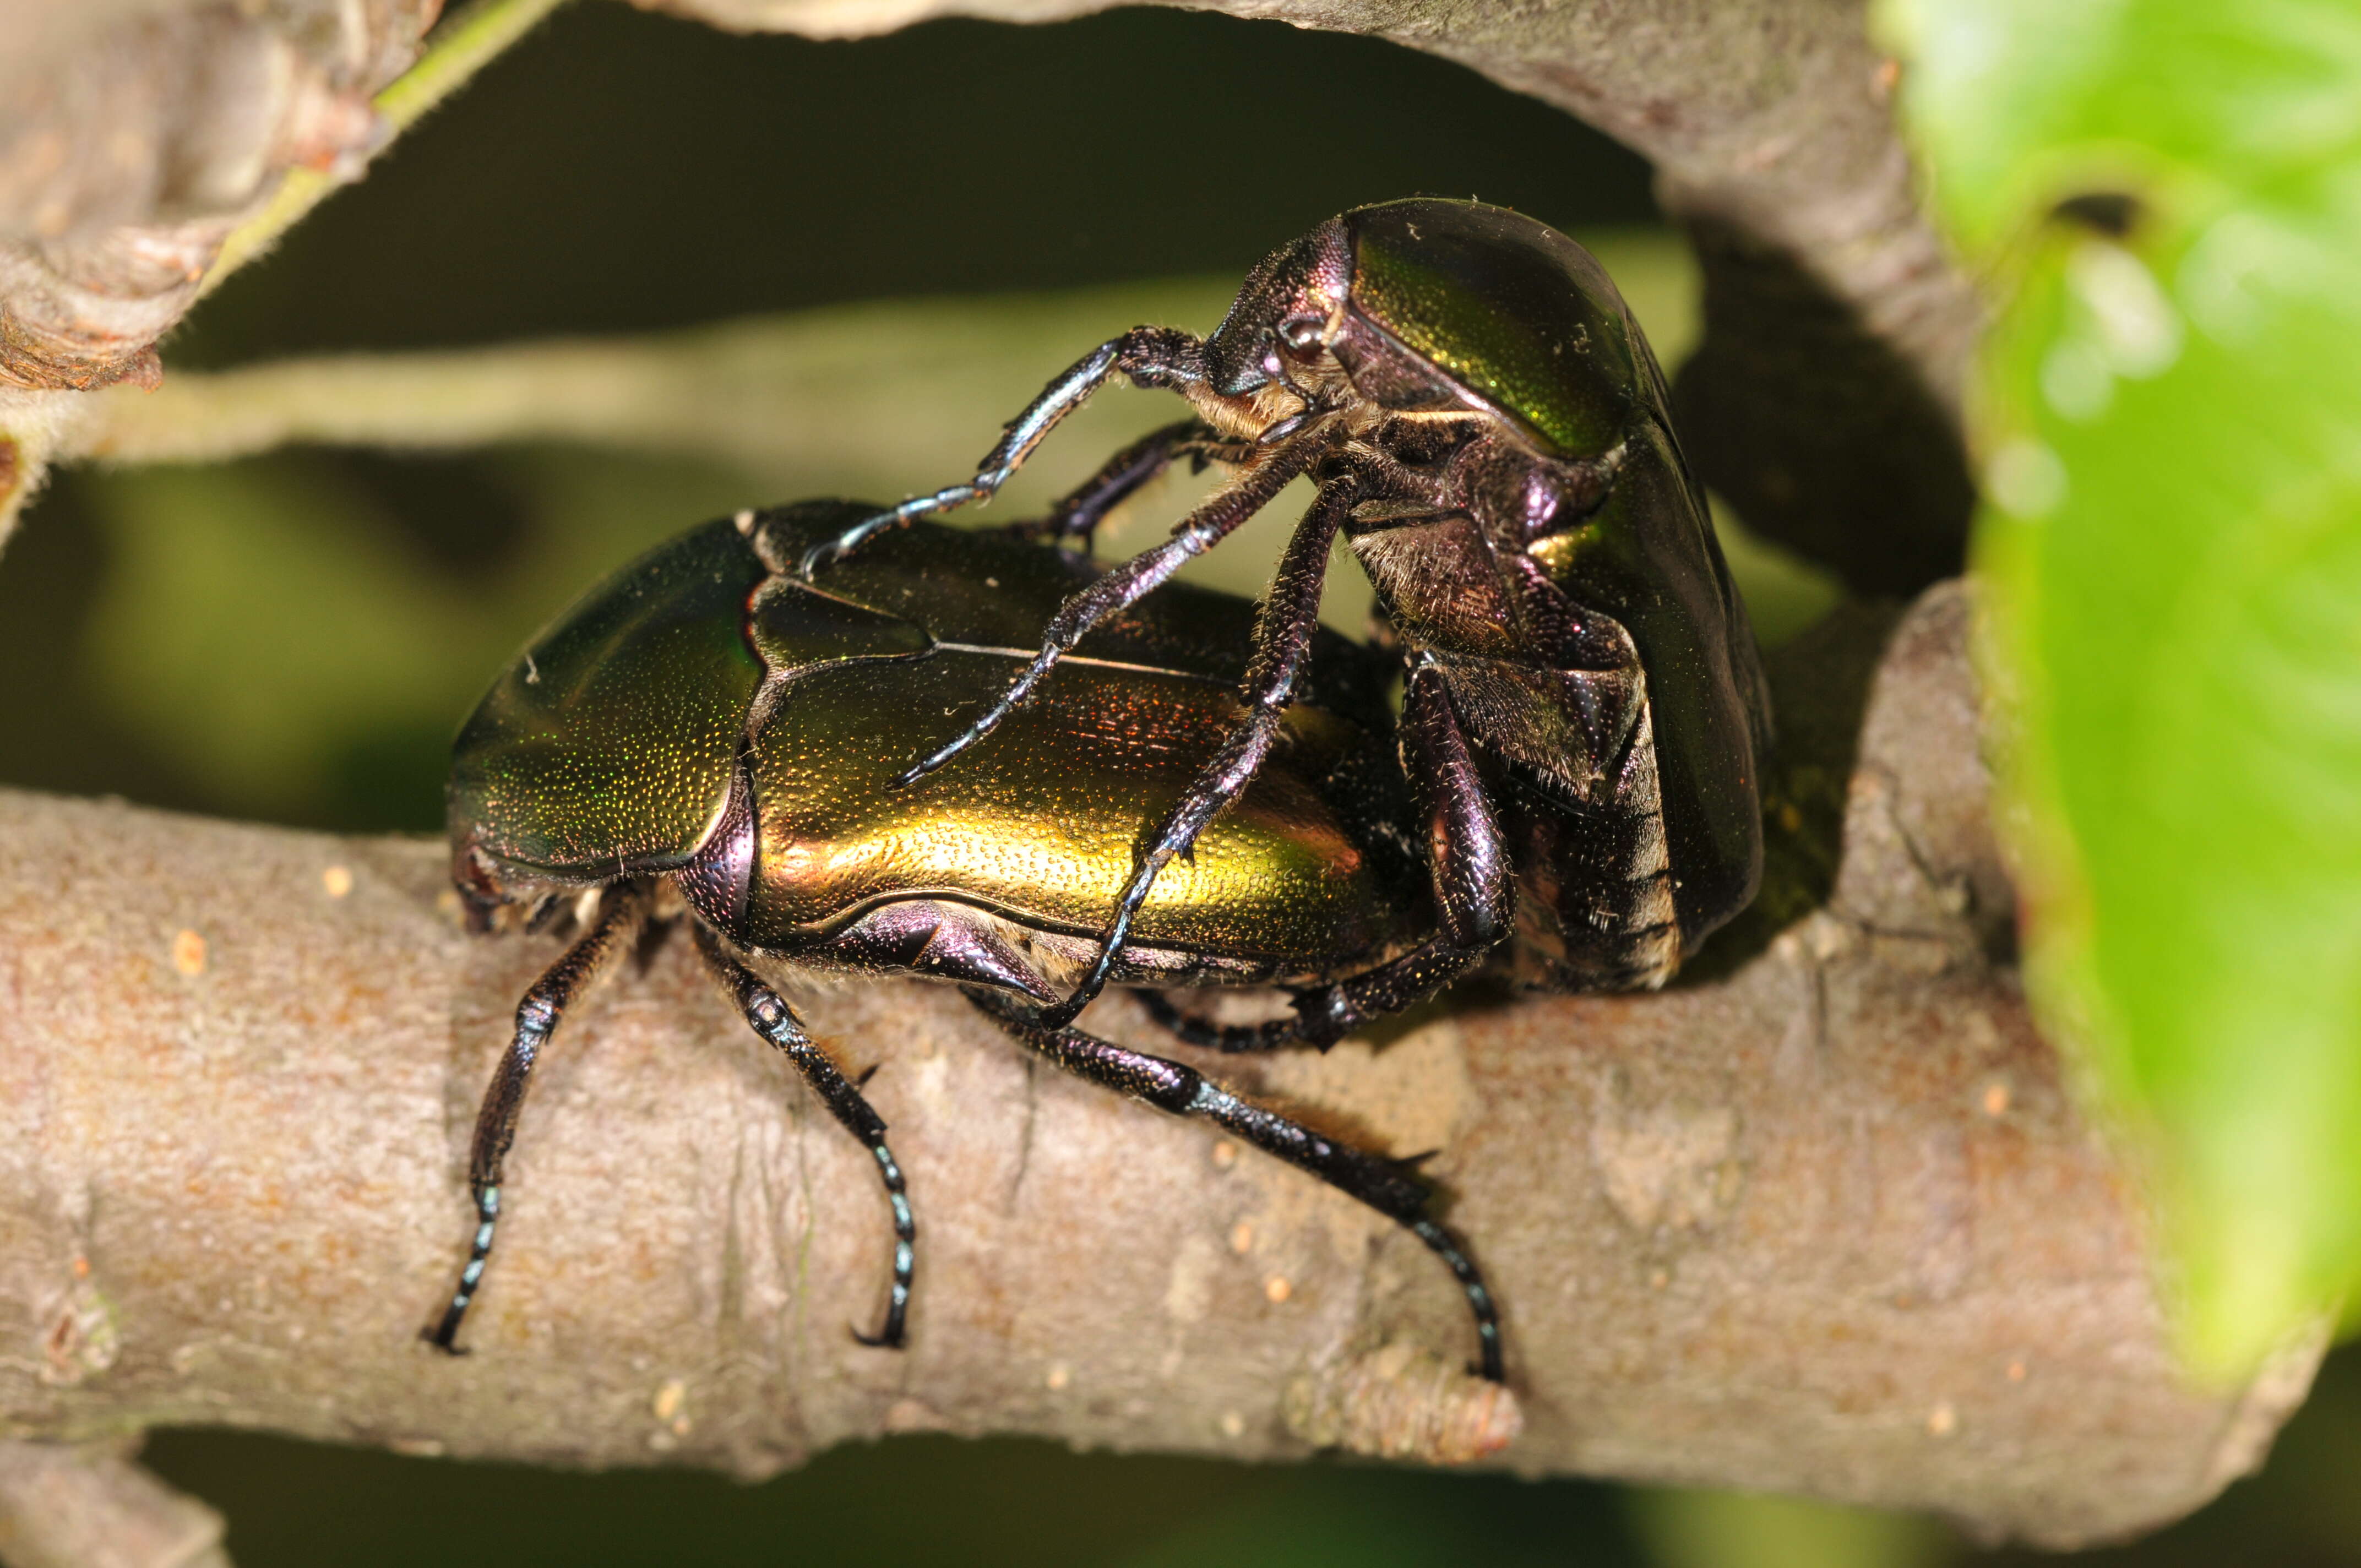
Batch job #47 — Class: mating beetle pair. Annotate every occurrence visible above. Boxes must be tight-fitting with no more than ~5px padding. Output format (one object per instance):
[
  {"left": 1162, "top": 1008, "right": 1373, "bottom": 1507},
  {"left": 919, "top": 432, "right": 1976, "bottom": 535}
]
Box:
[{"left": 432, "top": 198, "right": 1770, "bottom": 1389}]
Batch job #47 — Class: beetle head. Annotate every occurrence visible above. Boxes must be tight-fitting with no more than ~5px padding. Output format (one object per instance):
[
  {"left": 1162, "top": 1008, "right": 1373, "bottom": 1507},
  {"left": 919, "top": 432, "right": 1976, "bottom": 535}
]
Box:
[
  {"left": 1203, "top": 219, "right": 1352, "bottom": 398},
  {"left": 450, "top": 839, "right": 514, "bottom": 933}
]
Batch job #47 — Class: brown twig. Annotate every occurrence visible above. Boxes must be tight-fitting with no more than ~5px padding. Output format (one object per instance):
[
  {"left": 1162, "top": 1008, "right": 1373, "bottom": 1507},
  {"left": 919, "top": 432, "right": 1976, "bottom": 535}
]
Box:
[{"left": 0, "top": 585, "right": 2318, "bottom": 1553}]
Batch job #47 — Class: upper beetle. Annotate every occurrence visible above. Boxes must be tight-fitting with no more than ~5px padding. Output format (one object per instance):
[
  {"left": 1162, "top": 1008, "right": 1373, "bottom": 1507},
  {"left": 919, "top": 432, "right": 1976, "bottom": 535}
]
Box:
[{"left": 807, "top": 198, "right": 1772, "bottom": 1043}]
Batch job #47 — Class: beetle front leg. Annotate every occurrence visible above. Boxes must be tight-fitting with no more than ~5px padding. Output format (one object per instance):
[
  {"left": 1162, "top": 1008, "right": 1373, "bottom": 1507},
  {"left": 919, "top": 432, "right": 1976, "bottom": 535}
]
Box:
[
  {"left": 1035, "top": 476, "right": 1355, "bottom": 1030},
  {"left": 694, "top": 923, "right": 916, "bottom": 1349},
  {"left": 996, "top": 418, "right": 1247, "bottom": 553},
  {"left": 888, "top": 435, "right": 1324, "bottom": 789},
  {"left": 966, "top": 988, "right": 1503, "bottom": 1382},
  {"left": 801, "top": 326, "right": 1209, "bottom": 576},
  {"left": 426, "top": 882, "right": 649, "bottom": 1353}
]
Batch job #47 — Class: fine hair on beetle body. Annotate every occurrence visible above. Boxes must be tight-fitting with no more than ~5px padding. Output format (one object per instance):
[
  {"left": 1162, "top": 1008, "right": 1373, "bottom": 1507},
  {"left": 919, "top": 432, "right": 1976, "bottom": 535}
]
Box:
[
  {"left": 431, "top": 502, "right": 1504, "bottom": 1381},
  {"left": 810, "top": 197, "right": 1774, "bottom": 1052}
]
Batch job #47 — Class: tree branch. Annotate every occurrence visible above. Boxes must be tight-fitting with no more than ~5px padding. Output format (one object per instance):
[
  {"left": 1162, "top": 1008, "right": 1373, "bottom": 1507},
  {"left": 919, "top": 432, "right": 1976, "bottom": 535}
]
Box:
[
  {"left": 48, "top": 282, "right": 1239, "bottom": 480},
  {"left": 0, "top": 584, "right": 2318, "bottom": 1550},
  {"left": 0, "top": 1438, "right": 226, "bottom": 1568},
  {"left": 0, "top": 0, "right": 435, "bottom": 393}
]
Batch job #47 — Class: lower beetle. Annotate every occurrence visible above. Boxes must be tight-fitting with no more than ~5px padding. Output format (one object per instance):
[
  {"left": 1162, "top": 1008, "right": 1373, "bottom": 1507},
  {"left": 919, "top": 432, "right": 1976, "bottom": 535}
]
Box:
[
  {"left": 809, "top": 198, "right": 1772, "bottom": 1043},
  {"left": 432, "top": 499, "right": 1503, "bottom": 1380}
]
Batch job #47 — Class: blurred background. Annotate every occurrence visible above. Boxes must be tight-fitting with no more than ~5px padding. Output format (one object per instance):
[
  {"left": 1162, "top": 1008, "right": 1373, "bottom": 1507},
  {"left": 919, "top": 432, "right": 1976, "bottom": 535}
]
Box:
[{"left": 3, "top": 3, "right": 2354, "bottom": 1562}]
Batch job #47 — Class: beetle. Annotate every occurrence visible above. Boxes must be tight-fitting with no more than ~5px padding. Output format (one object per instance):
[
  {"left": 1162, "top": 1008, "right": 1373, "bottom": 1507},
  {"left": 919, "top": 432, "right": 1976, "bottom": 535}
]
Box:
[
  {"left": 804, "top": 197, "right": 1773, "bottom": 1046},
  {"left": 430, "top": 499, "right": 1503, "bottom": 1379}
]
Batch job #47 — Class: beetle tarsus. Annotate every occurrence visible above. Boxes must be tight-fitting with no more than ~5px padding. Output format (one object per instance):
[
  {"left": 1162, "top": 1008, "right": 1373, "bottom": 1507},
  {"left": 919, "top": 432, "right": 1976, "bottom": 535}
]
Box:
[
  {"left": 888, "top": 440, "right": 1326, "bottom": 791},
  {"left": 993, "top": 418, "right": 1221, "bottom": 553},
  {"left": 803, "top": 328, "right": 1212, "bottom": 576},
  {"left": 800, "top": 485, "right": 977, "bottom": 578}
]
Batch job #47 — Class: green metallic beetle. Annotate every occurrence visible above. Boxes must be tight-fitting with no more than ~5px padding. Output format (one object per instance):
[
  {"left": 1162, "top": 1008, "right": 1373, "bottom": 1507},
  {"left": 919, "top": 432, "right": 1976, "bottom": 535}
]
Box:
[
  {"left": 432, "top": 500, "right": 1503, "bottom": 1379},
  {"left": 807, "top": 198, "right": 1774, "bottom": 1045}
]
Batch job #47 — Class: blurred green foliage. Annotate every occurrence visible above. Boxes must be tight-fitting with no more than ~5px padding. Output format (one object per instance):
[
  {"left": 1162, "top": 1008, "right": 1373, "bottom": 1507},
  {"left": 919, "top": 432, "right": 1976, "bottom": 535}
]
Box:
[
  {"left": 1631, "top": 1489, "right": 1950, "bottom": 1568},
  {"left": 53, "top": 227, "right": 1832, "bottom": 837},
  {"left": 1884, "top": 0, "right": 2361, "bottom": 1372}
]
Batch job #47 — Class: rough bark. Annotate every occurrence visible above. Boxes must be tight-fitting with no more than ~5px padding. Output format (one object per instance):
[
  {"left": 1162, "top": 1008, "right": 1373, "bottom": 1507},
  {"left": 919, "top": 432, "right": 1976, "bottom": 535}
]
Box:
[
  {"left": 0, "top": 1, "right": 434, "bottom": 391},
  {"left": 0, "top": 0, "right": 1979, "bottom": 584},
  {"left": 0, "top": 585, "right": 2319, "bottom": 1553}
]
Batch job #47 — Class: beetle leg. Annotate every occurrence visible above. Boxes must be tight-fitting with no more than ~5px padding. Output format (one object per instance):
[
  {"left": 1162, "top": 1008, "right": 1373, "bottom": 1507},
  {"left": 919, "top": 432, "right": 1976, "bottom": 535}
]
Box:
[
  {"left": 995, "top": 419, "right": 1237, "bottom": 553},
  {"left": 967, "top": 987, "right": 1504, "bottom": 1382},
  {"left": 694, "top": 924, "right": 916, "bottom": 1351},
  {"left": 801, "top": 326, "right": 1209, "bottom": 576},
  {"left": 1288, "top": 663, "right": 1516, "bottom": 1046},
  {"left": 888, "top": 435, "right": 1324, "bottom": 790},
  {"left": 1150, "top": 663, "right": 1515, "bottom": 1054},
  {"left": 426, "top": 882, "right": 649, "bottom": 1353},
  {"left": 1034, "top": 477, "right": 1355, "bottom": 1031},
  {"left": 1131, "top": 990, "right": 1300, "bottom": 1054}
]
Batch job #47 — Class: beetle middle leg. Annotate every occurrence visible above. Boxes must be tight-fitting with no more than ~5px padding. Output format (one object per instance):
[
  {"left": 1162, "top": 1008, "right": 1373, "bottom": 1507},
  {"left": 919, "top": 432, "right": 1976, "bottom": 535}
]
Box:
[
  {"left": 966, "top": 988, "right": 1504, "bottom": 1382},
  {"left": 888, "top": 437, "right": 1326, "bottom": 788},
  {"left": 427, "top": 881, "right": 649, "bottom": 1353},
  {"left": 993, "top": 419, "right": 1245, "bottom": 553},
  {"left": 1033, "top": 476, "right": 1356, "bottom": 1029},
  {"left": 693, "top": 923, "right": 916, "bottom": 1349}
]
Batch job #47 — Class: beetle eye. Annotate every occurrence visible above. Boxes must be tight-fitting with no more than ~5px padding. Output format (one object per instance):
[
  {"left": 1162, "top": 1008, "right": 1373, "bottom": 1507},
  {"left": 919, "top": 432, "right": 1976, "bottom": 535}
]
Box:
[{"left": 1278, "top": 314, "right": 1324, "bottom": 353}]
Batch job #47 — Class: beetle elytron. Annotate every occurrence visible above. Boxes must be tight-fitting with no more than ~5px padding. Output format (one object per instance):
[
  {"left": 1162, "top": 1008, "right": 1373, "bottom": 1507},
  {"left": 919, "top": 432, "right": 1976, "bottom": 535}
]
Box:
[
  {"left": 431, "top": 502, "right": 1502, "bottom": 1378},
  {"left": 808, "top": 198, "right": 1772, "bottom": 1047}
]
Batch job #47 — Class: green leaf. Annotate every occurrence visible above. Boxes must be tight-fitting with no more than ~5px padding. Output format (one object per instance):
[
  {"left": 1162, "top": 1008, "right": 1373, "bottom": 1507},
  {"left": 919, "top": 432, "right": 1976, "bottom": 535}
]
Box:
[
  {"left": 1882, "top": 0, "right": 2361, "bottom": 1370},
  {"left": 1628, "top": 1488, "right": 1945, "bottom": 1568}
]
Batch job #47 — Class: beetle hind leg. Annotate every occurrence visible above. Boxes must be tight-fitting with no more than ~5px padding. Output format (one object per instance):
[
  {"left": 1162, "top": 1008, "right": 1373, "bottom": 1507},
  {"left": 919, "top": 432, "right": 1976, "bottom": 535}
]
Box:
[
  {"left": 1132, "top": 989, "right": 1324, "bottom": 1054},
  {"left": 427, "top": 883, "right": 650, "bottom": 1354},
  {"left": 886, "top": 442, "right": 1324, "bottom": 791},
  {"left": 694, "top": 923, "right": 916, "bottom": 1349},
  {"left": 967, "top": 988, "right": 1504, "bottom": 1382},
  {"left": 1266, "top": 662, "right": 1517, "bottom": 1050}
]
